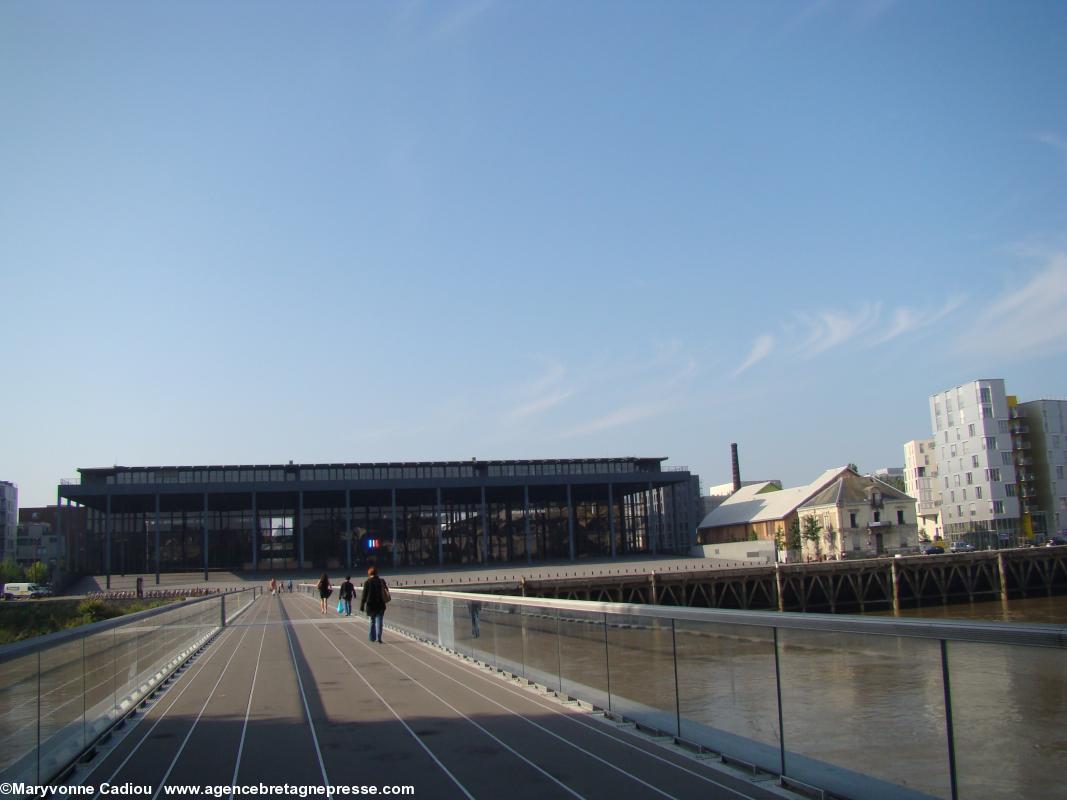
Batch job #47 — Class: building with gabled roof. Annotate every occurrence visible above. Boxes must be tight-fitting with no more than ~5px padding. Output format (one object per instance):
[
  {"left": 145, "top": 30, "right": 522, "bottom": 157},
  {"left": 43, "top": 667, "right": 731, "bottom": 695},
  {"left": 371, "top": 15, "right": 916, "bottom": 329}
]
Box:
[
  {"left": 798, "top": 470, "right": 919, "bottom": 560},
  {"left": 696, "top": 467, "right": 848, "bottom": 548}
]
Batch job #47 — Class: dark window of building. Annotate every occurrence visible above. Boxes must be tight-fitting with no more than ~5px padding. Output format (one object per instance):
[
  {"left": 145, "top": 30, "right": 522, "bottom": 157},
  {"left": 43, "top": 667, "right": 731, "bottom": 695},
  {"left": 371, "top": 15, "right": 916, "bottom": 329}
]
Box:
[{"left": 897, "top": 509, "right": 905, "bottom": 524}]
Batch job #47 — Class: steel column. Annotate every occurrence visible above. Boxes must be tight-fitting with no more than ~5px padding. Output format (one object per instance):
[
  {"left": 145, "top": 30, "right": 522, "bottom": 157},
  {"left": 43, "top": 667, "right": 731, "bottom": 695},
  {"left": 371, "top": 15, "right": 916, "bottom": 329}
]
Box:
[
  {"left": 608, "top": 483, "right": 616, "bottom": 559},
  {"left": 436, "top": 488, "right": 444, "bottom": 566},
  {"left": 105, "top": 493, "right": 112, "bottom": 590},
  {"left": 566, "top": 483, "right": 575, "bottom": 562},
  {"left": 648, "top": 481, "right": 657, "bottom": 555},
  {"left": 391, "top": 488, "right": 398, "bottom": 568},
  {"left": 480, "top": 486, "right": 489, "bottom": 564},
  {"left": 524, "top": 485, "right": 531, "bottom": 565},
  {"left": 251, "top": 491, "right": 258, "bottom": 574},
  {"left": 202, "top": 492, "right": 209, "bottom": 582},
  {"left": 346, "top": 489, "right": 353, "bottom": 572},
  {"left": 155, "top": 493, "right": 161, "bottom": 585},
  {"left": 298, "top": 490, "right": 304, "bottom": 570}
]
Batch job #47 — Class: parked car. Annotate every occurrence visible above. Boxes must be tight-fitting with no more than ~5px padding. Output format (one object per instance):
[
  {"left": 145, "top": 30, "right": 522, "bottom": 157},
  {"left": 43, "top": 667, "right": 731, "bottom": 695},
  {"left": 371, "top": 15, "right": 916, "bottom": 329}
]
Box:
[
  {"left": 922, "top": 545, "right": 945, "bottom": 555},
  {"left": 950, "top": 541, "right": 976, "bottom": 553}
]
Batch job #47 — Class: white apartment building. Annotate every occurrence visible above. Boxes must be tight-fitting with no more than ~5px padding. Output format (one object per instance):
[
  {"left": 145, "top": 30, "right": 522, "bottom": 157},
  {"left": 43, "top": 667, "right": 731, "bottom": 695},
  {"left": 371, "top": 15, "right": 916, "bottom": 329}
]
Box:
[
  {"left": 903, "top": 438, "right": 940, "bottom": 540},
  {"left": 0, "top": 481, "right": 17, "bottom": 561},
  {"left": 929, "top": 379, "right": 1019, "bottom": 546},
  {"left": 1015, "top": 399, "right": 1067, "bottom": 537}
]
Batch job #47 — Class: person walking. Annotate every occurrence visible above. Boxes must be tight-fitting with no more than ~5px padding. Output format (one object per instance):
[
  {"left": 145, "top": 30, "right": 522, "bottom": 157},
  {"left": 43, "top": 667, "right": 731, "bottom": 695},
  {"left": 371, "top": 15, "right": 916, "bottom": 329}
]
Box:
[
  {"left": 269, "top": 577, "right": 277, "bottom": 596},
  {"left": 316, "top": 572, "right": 332, "bottom": 615},
  {"left": 287, "top": 578, "right": 293, "bottom": 593},
  {"left": 359, "top": 566, "right": 389, "bottom": 642},
  {"left": 339, "top": 575, "right": 356, "bottom": 616}
]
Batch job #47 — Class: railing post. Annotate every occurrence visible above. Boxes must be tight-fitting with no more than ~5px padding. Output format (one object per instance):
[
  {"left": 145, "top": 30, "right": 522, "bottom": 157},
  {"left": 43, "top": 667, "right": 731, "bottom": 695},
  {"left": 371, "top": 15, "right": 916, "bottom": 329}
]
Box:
[
  {"left": 773, "top": 627, "right": 786, "bottom": 780},
  {"left": 671, "top": 618, "right": 681, "bottom": 738},
  {"left": 603, "top": 612, "right": 612, "bottom": 713},
  {"left": 940, "top": 639, "right": 959, "bottom": 800}
]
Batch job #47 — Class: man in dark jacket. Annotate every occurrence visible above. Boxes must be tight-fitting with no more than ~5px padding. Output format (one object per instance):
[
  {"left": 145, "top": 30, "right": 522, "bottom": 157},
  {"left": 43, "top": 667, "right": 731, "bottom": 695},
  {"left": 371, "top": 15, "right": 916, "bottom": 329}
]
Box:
[
  {"left": 359, "top": 566, "right": 387, "bottom": 642},
  {"left": 339, "top": 575, "right": 356, "bottom": 616}
]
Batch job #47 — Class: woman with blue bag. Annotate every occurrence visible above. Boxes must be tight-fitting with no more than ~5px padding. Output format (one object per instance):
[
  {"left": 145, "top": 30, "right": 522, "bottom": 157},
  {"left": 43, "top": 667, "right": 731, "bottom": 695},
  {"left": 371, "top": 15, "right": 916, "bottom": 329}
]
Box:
[{"left": 338, "top": 575, "right": 356, "bottom": 616}]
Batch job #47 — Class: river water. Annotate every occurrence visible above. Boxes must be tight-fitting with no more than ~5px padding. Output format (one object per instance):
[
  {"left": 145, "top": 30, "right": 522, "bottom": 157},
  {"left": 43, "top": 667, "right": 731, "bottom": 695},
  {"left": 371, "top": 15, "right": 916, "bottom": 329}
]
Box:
[{"left": 873, "top": 594, "right": 1067, "bottom": 624}]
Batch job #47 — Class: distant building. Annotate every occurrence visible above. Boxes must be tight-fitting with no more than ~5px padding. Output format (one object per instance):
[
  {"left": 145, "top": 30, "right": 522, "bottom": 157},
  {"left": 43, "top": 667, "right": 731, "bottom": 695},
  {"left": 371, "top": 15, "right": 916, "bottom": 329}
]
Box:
[
  {"left": 697, "top": 467, "right": 918, "bottom": 560},
  {"left": 18, "top": 505, "right": 87, "bottom": 570},
  {"left": 903, "top": 438, "right": 940, "bottom": 541},
  {"left": 1014, "top": 399, "right": 1067, "bottom": 537},
  {"left": 58, "top": 458, "right": 698, "bottom": 576},
  {"left": 930, "top": 379, "right": 1021, "bottom": 547},
  {"left": 696, "top": 467, "right": 847, "bottom": 549},
  {"left": 702, "top": 479, "right": 781, "bottom": 516},
  {"left": 799, "top": 471, "right": 919, "bottom": 560},
  {"left": 0, "top": 481, "right": 16, "bottom": 562}
]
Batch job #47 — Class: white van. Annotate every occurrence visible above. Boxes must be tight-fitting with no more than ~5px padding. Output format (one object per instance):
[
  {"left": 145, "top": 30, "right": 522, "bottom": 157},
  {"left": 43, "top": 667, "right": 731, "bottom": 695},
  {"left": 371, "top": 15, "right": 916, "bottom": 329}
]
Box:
[{"left": 2, "top": 582, "right": 53, "bottom": 599}]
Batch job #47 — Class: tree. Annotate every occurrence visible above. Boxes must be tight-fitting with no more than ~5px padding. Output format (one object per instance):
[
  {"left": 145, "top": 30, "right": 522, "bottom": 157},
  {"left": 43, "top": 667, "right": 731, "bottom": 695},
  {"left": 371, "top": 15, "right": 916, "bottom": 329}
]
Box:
[
  {"left": 773, "top": 525, "right": 785, "bottom": 553},
  {"left": 824, "top": 524, "right": 837, "bottom": 556},
  {"left": 847, "top": 463, "right": 860, "bottom": 474},
  {"left": 801, "top": 514, "right": 824, "bottom": 558},
  {"left": 26, "top": 561, "right": 49, "bottom": 584},
  {"left": 1, "top": 557, "right": 23, "bottom": 582},
  {"left": 787, "top": 518, "right": 802, "bottom": 552}
]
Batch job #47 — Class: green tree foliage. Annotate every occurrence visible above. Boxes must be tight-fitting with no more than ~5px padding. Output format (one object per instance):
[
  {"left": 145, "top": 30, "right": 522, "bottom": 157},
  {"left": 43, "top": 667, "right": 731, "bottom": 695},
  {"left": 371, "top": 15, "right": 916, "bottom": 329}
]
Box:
[
  {"left": 26, "top": 561, "right": 49, "bottom": 584},
  {"left": 1, "top": 557, "right": 23, "bottom": 582},
  {"left": 847, "top": 463, "right": 860, "bottom": 474},
  {"left": 801, "top": 514, "right": 824, "bottom": 557},
  {"left": 787, "top": 518, "right": 802, "bottom": 551}
]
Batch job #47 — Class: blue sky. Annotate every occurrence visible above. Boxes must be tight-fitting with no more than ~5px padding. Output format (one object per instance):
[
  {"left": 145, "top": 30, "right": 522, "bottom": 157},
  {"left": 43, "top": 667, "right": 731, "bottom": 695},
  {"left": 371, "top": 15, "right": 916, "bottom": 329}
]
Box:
[{"left": 3, "top": 1, "right": 1067, "bottom": 507}]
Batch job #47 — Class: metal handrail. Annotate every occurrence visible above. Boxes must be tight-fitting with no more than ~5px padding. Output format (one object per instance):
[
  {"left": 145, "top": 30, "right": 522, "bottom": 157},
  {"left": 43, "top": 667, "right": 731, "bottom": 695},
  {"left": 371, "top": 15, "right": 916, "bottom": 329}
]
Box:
[{"left": 389, "top": 587, "right": 1067, "bottom": 649}]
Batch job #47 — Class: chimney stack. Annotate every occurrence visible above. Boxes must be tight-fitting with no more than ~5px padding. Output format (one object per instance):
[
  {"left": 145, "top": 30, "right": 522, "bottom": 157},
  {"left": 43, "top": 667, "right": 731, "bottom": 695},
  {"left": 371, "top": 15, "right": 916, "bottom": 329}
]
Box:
[{"left": 731, "top": 443, "right": 741, "bottom": 493}]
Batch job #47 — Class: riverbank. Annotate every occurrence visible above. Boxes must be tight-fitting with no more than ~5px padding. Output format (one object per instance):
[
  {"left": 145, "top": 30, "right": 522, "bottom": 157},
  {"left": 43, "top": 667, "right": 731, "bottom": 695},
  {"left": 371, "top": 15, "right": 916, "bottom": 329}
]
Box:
[{"left": 0, "top": 597, "right": 173, "bottom": 645}]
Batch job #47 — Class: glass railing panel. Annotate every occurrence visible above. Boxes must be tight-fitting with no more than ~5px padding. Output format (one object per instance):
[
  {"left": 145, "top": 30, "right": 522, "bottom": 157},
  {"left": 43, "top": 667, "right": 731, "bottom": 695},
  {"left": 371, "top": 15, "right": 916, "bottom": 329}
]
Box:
[
  {"left": 451, "top": 598, "right": 490, "bottom": 662},
  {"left": 522, "top": 605, "right": 561, "bottom": 691},
  {"left": 83, "top": 627, "right": 117, "bottom": 745},
  {"left": 947, "top": 640, "right": 1066, "bottom": 800},
  {"left": 36, "top": 638, "right": 86, "bottom": 784},
  {"left": 606, "top": 614, "right": 678, "bottom": 735},
  {"left": 0, "top": 649, "right": 40, "bottom": 783},
  {"left": 674, "top": 618, "right": 779, "bottom": 771},
  {"left": 488, "top": 603, "right": 523, "bottom": 676},
  {"left": 777, "top": 628, "right": 950, "bottom": 800},
  {"left": 112, "top": 618, "right": 140, "bottom": 704},
  {"left": 558, "top": 609, "right": 609, "bottom": 710},
  {"left": 387, "top": 595, "right": 417, "bottom": 638}
]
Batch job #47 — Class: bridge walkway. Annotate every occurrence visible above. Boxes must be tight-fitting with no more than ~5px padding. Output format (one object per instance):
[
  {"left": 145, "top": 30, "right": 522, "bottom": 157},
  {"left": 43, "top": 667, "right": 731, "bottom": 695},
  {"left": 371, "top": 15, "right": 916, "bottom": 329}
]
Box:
[{"left": 77, "top": 593, "right": 783, "bottom": 800}]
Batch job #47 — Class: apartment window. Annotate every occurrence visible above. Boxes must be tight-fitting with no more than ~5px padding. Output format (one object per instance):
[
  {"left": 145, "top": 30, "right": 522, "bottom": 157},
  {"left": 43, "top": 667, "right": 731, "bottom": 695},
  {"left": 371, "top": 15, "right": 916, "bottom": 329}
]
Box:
[
  {"left": 950, "top": 491, "right": 956, "bottom": 503},
  {"left": 954, "top": 475, "right": 961, "bottom": 487},
  {"left": 980, "top": 387, "right": 992, "bottom": 403},
  {"left": 897, "top": 509, "right": 905, "bottom": 524},
  {"left": 957, "top": 505, "right": 963, "bottom": 517},
  {"left": 1058, "top": 466, "right": 1065, "bottom": 480},
  {"left": 919, "top": 443, "right": 925, "bottom": 453},
  {"left": 962, "top": 441, "right": 969, "bottom": 454},
  {"left": 849, "top": 512, "right": 857, "bottom": 528},
  {"left": 992, "top": 500, "right": 1004, "bottom": 514},
  {"left": 969, "top": 503, "right": 976, "bottom": 517},
  {"left": 873, "top": 510, "right": 881, "bottom": 523},
  {"left": 947, "top": 397, "right": 954, "bottom": 412},
  {"left": 948, "top": 414, "right": 955, "bottom": 427},
  {"left": 966, "top": 472, "right": 973, "bottom": 485},
  {"left": 983, "top": 437, "right": 997, "bottom": 450},
  {"left": 975, "top": 486, "right": 983, "bottom": 499},
  {"left": 962, "top": 488, "right": 967, "bottom": 500},
  {"left": 950, "top": 444, "right": 957, "bottom": 458},
  {"left": 981, "top": 404, "right": 993, "bottom": 418},
  {"left": 1053, "top": 435, "right": 1061, "bottom": 448},
  {"left": 985, "top": 468, "right": 1001, "bottom": 482},
  {"left": 1002, "top": 452, "right": 1013, "bottom": 465},
  {"left": 1005, "top": 484, "right": 1015, "bottom": 497},
  {"left": 944, "top": 477, "right": 950, "bottom": 489},
  {"left": 972, "top": 455, "right": 980, "bottom": 468},
  {"left": 999, "top": 420, "right": 1009, "bottom": 434}
]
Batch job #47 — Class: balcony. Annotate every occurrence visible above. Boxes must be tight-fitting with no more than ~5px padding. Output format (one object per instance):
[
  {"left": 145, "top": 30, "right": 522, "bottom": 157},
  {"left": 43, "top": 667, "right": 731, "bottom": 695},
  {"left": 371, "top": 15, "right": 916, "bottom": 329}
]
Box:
[
  {"left": 1015, "top": 456, "right": 1034, "bottom": 467},
  {"left": 1020, "top": 484, "right": 1038, "bottom": 498},
  {"left": 1012, "top": 437, "right": 1031, "bottom": 450},
  {"left": 1018, "top": 472, "right": 1036, "bottom": 483},
  {"left": 1010, "top": 422, "right": 1030, "bottom": 434}
]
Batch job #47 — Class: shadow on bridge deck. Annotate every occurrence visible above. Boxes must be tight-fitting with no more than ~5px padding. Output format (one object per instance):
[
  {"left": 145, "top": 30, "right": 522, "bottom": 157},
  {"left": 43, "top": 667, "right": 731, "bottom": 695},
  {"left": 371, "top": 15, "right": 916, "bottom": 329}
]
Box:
[{"left": 71, "top": 593, "right": 785, "bottom": 800}]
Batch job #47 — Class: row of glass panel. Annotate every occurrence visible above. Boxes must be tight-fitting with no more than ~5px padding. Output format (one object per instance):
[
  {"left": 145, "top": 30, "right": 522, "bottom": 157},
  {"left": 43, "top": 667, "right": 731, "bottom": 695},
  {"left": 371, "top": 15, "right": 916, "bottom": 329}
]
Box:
[
  {"left": 0, "top": 590, "right": 256, "bottom": 788},
  {"left": 384, "top": 594, "right": 1064, "bottom": 800}
]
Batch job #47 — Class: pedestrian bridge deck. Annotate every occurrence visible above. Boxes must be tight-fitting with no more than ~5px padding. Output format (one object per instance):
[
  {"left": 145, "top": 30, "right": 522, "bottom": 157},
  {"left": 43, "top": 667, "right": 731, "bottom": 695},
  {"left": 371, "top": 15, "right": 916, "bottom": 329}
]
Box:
[{"left": 75, "top": 593, "right": 781, "bottom": 800}]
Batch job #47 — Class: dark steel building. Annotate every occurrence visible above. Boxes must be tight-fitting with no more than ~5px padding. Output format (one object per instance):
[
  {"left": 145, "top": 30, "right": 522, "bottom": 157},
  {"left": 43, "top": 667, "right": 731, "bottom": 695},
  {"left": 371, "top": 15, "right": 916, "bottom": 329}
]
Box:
[{"left": 57, "top": 458, "right": 698, "bottom": 583}]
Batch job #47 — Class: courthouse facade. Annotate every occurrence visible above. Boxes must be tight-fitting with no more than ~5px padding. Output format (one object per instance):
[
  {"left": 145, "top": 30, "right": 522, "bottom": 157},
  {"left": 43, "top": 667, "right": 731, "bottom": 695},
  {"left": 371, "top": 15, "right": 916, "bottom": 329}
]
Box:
[{"left": 57, "top": 458, "right": 699, "bottom": 578}]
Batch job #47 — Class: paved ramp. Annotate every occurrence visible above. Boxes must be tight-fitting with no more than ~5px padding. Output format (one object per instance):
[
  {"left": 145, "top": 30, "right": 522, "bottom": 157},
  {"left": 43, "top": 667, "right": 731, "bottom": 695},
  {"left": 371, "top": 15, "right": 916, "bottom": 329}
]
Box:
[{"left": 76, "top": 593, "right": 784, "bottom": 800}]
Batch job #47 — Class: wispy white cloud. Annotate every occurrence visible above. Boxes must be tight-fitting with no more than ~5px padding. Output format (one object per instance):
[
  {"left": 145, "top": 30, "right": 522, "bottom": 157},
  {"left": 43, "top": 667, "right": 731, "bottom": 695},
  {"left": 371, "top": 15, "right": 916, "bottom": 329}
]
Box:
[
  {"left": 733, "top": 334, "right": 775, "bottom": 377},
  {"left": 1036, "top": 131, "right": 1067, "bottom": 161},
  {"left": 507, "top": 389, "right": 573, "bottom": 420},
  {"left": 870, "top": 295, "right": 966, "bottom": 345},
  {"left": 560, "top": 403, "right": 666, "bottom": 438},
  {"left": 792, "top": 304, "right": 881, "bottom": 358},
  {"left": 956, "top": 253, "right": 1067, "bottom": 358}
]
